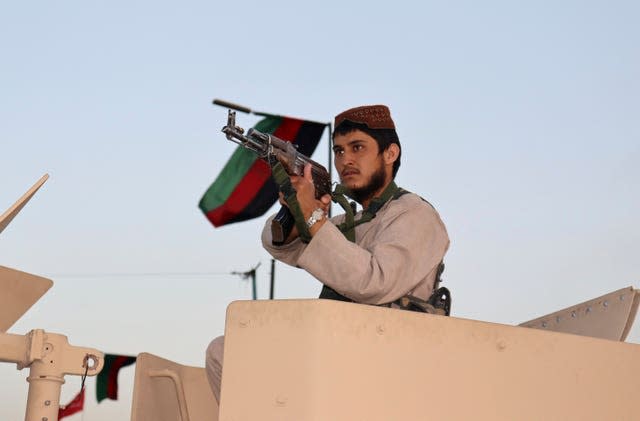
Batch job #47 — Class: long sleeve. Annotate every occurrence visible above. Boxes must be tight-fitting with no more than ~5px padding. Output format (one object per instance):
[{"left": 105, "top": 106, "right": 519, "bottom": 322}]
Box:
[
  {"left": 261, "top": 214, "right": 308, "bottom": 267},
  {"left": 297, "top": 194, "right": 449, "bottom": 305},
  {"left": 262, "top": 194, "right": 449, "bottom": 304}
]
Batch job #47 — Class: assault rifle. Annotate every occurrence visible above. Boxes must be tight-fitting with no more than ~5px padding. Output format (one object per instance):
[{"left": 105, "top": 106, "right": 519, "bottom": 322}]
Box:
[{"left": 221, "top": 110, "right": 331, "bottom": 244}]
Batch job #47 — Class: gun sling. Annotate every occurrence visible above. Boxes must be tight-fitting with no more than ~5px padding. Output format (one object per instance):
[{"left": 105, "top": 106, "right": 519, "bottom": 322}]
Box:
[{"left": 320, "top": 183, "right": 450, "bottom": 316}]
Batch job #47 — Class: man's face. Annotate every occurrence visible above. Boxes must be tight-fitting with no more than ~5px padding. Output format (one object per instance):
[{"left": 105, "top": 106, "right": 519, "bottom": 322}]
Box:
[{"left": 333, "top": 129, "right": 391, "bottom": 203}]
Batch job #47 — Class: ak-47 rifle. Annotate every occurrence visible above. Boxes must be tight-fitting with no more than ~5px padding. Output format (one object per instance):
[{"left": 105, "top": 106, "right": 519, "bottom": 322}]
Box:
[{"left": 222, "top": 110, "right": 331, "bottom": 244}]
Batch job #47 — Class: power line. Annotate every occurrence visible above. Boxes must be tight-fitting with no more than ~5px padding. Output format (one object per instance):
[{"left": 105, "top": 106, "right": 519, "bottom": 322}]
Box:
[
  {"left": 47, "top": 271, "right": 233, "bottom": 279},
  {"left": 231, "top": 262, "right": 261, "bottom": 300}
]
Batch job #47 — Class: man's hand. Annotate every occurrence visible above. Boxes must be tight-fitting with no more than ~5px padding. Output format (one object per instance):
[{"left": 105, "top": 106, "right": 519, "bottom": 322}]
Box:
[{"left": 279, "top": 163, "right": 331, "bottom": 238}]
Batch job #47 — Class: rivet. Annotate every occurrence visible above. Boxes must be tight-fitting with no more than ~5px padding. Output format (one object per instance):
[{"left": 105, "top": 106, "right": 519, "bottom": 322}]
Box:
[
  {"left": 603, "top": 301, "right": 609, "bottom": 307},
  {"left": 44, "top": 400, "right": 51, "bottom": 406},
  {"left": 571, "top": 311, "right": 577, "bottom": 318},
  {"left": 376, "top": 325, "right": 385, "bottom": 335},
  {"left": 541, "top": 321, "right": 547, "bottom": 328},
  {"left": 239, "top": 319, "right": 249, "bottom": 328},
  {"left": 555, "top": 316, "right": 561, "bottom": 323},
  {"left": 620, "top": 294, "right": 626, "bottom": 301},
  {"left": 586, "top": 307, "right": 592, "bottom": 313},
  {"left": 275, "top": 395, "right": 288, "bottom": 406}
]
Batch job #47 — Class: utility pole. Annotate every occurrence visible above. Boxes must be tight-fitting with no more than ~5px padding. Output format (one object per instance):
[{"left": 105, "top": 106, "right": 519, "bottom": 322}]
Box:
[{"left": 232, "top": 263, "right": 261, "bottom": 300}]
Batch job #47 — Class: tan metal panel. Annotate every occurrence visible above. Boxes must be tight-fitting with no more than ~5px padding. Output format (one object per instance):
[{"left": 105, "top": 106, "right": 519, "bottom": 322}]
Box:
[
  {"left": 131, "top": 352, "right": 218, "bottom": 421},
  {"left": 220, "top": 299, "right": 640, "bottom": 421},
  {"left": 0, "top": 266, "right": 52, "bottom": 332},
  {"left": 0, "top": 174, "right": 48, "bottom": 235},
  {"left": 520, "top": 287, "right": 639, "bottom": 341}
]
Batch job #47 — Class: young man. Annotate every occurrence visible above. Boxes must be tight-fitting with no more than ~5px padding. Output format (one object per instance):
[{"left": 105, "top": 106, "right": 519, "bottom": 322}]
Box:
[
  {"left": 262, "top": 104, "right": 449, "bottom": 305},
  {"left": 206, "top": 104, "right": 449, "bottom": 403}
]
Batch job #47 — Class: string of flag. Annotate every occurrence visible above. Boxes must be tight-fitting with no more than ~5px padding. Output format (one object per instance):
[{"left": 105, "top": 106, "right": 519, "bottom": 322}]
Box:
[{"left": 58, "top": 353, "right": 137, "bottom": 420}]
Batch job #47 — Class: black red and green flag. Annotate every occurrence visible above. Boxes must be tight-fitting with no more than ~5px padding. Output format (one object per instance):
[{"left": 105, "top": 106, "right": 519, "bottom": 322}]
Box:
[
  {"left": 96, "top": 354, "right": 137, "bottom": 403},
  {"left": 199, "top": 115, "right": 326, "bottom": 227}
]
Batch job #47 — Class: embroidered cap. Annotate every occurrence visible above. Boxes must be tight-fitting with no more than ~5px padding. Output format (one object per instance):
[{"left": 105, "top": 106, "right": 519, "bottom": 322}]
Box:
[{"left": 334, "top": 104, "right": 396, "bottom": 130}]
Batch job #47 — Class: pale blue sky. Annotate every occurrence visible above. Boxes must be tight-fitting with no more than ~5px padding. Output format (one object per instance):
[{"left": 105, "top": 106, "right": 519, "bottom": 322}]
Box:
[{"left": 1, "top": 1, "right": 639, "bottom": 419}]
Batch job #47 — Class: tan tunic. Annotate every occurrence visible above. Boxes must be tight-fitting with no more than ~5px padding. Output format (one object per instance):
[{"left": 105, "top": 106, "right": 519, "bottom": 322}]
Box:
[{"left": 261, "top": 192, "right": 450, "bottom": 305}]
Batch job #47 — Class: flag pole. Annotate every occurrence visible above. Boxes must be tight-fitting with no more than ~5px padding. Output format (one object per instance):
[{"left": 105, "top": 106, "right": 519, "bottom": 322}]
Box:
[
  {"left": 212, "top": 99, "right": 329, "bottom": 126},
  {"left": 327, "top": 121, "right": 333, "bottom": 217},
  {"left": 212, "top": 99, "right": 252, "bottom": 114},
  {"left": 269, "top": 259, "right": 275, "bottom": 299}
]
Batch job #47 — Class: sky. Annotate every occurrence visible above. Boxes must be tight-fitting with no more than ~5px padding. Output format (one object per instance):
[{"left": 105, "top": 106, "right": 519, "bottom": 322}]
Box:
[{"left": 1, "top": 1, "right": 639, "bottom": 419}]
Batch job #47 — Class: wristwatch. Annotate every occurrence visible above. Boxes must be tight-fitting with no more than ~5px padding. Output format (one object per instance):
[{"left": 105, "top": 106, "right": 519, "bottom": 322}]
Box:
[{"left": 306, "top": 208, "right": 325, "bottom": 228}]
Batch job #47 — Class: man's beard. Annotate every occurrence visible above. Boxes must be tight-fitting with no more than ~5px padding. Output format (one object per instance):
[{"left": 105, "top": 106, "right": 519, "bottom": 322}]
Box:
[{"left": 347, "top": 161, "right": 387, "bottom": 205}]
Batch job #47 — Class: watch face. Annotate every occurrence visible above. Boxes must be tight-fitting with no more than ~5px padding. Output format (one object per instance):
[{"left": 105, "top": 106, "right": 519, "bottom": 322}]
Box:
[
  {"left": 307, "top": 208, "right": 325, "bottom": 228},
  {"left": 312, "top": 208, "right": 324, "bottom": 220}
]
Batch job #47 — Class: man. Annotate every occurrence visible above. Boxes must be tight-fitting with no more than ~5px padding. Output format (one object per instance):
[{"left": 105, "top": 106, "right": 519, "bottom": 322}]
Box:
[{"left": 206, "top": 104, "right": 449, "bottom": 403}]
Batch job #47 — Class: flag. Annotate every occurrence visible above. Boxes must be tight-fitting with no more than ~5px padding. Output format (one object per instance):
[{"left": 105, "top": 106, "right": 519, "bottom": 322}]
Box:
[
  {"left": 96, "top": 354, "right": 137, "bottom": 403},
  {"left": 199, "top": 115, "right": 326, "bottom": 227},
  {"left": 58, "top": 388, "right": 84, "bottom": 420}
]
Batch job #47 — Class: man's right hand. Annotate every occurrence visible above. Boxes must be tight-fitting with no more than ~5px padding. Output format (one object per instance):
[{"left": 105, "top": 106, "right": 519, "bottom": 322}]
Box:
[{"left": 277, "top": 165, "right": 331, "bottom": 243}]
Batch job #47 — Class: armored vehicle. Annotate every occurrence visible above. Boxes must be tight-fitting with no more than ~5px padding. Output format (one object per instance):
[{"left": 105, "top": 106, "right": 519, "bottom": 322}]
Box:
[{"left": 3, "top": 176, "right": 639, "bottom": 420}]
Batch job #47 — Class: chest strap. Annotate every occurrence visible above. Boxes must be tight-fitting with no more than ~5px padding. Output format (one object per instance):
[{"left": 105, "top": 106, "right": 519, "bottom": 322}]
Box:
[
  {"left": 332, "top": 181, "right": 407, "bottom": 242},
  {"left": 320, "top": 182, "right": 407, "bottom": 301},
  {"left": 321, "top": 185, "right": 450, "bottom": 316}
]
